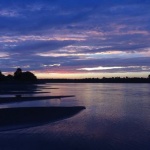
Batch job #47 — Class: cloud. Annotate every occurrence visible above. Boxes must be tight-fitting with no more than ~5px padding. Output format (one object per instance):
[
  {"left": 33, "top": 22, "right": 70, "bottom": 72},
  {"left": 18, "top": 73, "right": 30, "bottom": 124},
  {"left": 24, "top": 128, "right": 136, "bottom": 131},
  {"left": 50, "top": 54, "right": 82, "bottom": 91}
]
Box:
[
  {"left": 62, "top": 57, "right": 150, "bottom": 68},
  {"left": 5, "top": 40, "right": 75, "bottom": 53},
  {"left": 77, "top": 66, "right": 150, "bottom": 73},
  {"left": 0, "top": 0, "right": 150, "bottom": 77}
]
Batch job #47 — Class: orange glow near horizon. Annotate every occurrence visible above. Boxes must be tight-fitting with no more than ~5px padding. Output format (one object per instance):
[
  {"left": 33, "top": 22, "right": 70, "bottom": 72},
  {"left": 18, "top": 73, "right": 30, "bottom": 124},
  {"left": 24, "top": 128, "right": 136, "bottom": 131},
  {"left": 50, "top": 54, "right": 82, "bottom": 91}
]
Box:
[{"left": 34, "top": 72, "right": 149, "bottom": 79}]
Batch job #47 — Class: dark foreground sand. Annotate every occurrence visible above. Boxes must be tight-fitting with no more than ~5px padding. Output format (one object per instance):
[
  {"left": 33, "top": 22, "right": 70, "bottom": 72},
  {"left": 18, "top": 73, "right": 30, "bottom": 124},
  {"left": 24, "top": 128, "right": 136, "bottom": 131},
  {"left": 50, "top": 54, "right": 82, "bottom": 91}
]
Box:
[{"left": 0, "top": 106, "right": 85, "bottom": 131}]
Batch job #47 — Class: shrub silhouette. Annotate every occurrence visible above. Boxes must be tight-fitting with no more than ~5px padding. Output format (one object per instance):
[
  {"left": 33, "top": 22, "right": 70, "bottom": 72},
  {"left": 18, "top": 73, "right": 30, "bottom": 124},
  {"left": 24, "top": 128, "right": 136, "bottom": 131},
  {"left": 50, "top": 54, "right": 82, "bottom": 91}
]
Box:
[
  {"left": 0, "top": 71, "right": 5, "bottom": 81},
  {"left": 6, "top": 74, "right": 14, "bottom": 81}
]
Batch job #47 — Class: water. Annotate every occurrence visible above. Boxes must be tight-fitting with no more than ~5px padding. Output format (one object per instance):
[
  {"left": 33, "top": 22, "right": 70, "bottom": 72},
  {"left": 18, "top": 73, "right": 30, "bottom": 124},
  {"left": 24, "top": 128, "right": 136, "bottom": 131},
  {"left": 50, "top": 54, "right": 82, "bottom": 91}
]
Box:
[{"left": 0, "top": 83, "right": 150, "bottom": 150}]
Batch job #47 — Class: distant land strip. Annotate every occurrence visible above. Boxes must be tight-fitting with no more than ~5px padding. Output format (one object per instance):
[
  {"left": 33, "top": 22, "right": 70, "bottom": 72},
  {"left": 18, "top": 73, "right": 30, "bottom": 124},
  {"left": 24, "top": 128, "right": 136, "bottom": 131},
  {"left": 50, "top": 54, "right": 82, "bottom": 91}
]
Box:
[{"left": 38, "top": 77, "right": 150, "bottom": 83}]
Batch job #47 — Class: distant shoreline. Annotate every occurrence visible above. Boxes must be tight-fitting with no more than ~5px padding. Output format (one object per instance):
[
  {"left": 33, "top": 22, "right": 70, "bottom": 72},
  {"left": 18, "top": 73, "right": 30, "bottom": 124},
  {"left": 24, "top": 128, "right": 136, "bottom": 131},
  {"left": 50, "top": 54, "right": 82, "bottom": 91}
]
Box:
[
  {"left": 37, "top": 78, "right": 150, "bottom": 83},
  {"left": 1, "top": 77, "right": 150, "bottom": 84},
  {"left": 1, "top": 69, "right": 150, "bottom": 84}
]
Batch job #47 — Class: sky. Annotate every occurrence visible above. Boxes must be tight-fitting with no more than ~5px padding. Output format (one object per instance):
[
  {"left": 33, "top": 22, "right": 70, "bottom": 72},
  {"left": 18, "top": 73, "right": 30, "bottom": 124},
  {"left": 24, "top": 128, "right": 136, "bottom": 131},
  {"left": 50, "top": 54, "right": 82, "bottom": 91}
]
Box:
[{"left": 0, "top": 0, "right": 150, "bottom": 79}]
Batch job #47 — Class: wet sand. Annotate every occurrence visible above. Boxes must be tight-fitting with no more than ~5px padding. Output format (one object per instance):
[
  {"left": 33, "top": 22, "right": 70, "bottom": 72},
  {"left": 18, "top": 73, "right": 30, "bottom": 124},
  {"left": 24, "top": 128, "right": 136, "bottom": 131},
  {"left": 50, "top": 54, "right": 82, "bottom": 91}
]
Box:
[
  {"left": 0, "top": 84, "right": 85, "bottom": 132},
  {"left": 0, "top": 95, "right": 75, "bottom": 104},
  {"left": 0, "top": 91, "right": 49, "bottom": 95},
  {"left": 0, "top": 106, "right": 85, "bottom": 131}
]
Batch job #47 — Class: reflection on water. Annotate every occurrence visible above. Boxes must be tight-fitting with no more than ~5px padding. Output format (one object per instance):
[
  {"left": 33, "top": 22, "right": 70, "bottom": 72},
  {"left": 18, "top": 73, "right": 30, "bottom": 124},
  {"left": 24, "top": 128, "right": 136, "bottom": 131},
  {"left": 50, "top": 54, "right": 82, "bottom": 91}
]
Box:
[{"left": 0, "top": 83, "right": 150, "bottom": 150}]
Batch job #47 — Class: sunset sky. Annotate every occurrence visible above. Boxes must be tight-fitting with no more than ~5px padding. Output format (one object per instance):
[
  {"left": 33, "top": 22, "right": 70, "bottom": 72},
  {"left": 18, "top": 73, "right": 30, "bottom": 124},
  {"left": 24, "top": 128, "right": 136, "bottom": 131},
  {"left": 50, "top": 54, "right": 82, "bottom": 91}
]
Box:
[{"left": 0, "top": 0, "right": 150, "bottom": 78}]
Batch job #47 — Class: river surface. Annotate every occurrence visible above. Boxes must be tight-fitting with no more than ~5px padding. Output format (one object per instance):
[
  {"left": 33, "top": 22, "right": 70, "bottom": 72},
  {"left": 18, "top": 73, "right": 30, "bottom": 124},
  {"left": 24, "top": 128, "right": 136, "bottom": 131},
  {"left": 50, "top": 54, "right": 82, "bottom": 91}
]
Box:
[{"left": 0, "top": 83, "right": 150, "bottom": 150}]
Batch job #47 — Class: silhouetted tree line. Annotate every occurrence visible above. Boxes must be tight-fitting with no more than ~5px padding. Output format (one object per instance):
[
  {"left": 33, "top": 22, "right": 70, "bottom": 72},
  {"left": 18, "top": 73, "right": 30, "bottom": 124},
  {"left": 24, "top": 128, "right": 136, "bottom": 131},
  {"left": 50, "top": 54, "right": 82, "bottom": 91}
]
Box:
[
  {"left": 38, "top": 75, "right": 150, "bottom": 83},
  {"left": 0, "top": 68, "right": 37, "bottom": 83}
]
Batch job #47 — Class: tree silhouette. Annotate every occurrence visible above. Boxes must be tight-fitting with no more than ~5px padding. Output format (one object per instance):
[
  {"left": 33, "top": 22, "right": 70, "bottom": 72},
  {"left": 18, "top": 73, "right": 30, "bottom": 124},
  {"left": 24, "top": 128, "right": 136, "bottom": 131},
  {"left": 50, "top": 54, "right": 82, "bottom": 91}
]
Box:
[
  {"left": 0, "top": 69, "right": 37, "bottom": 83},
  {"left": 0, "top": 71, "right": 5, "bottom": 81},
  {"left": 21, "top": 71, "right": 37, "bottom": 81},
  {"left": 14, "top": 68, "right": 22, "bottom": 80},
  {"left": 14, "top": 68, "right": 37, "bottom": 82}
]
